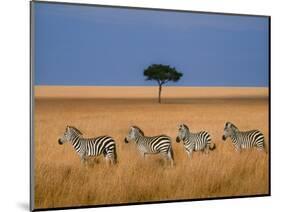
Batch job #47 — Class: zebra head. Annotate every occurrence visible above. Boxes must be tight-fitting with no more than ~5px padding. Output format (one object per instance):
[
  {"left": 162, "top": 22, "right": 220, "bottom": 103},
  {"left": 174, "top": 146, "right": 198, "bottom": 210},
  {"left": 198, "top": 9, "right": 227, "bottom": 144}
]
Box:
[
  {"left": 222, "top": 122, "right": 238, "bottom": 141},
  {"left": 176, "top": 124, "right": 189, "bottom": 143},
  {"left": 124, "top": 126, "right": 144, "bottom": 143},
  {"left": 58, "top": 126, "right": 83, "bottom": 145}
]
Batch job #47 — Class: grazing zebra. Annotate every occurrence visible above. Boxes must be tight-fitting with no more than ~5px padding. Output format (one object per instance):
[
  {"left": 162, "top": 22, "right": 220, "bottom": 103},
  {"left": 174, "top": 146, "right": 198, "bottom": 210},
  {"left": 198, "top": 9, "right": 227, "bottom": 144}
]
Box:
[
  {"left": 58, "top": 126, "right": 117, "bottom": 165},
  {"left": 222, "top": 122, "right": 266, "bottom": 152},
  {"left": 176, "top": 124, "right": 215, "bottom": 159},
  {"left": 124, "top": 126, "right": 174, "bottom": 166}
]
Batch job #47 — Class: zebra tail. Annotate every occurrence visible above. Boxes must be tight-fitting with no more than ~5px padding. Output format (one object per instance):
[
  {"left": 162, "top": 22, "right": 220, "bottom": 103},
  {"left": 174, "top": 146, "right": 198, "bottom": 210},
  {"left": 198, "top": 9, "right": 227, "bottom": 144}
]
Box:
[
  {"left": 113, "top": 145, "right": 118, "bottom": 164},
  {"left": 209, "top": 143, "right": 216, "bottom": 151},
  {"left": 263, "top": 142, "right": 268, "bottom": 154},
  {"left": 169, "top": 145, "right": 174, "bottom": 161}
]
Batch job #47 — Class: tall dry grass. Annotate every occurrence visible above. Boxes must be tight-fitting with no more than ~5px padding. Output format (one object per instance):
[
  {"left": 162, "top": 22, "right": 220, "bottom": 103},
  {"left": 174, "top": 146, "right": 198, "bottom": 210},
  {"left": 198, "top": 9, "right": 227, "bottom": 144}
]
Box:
[{"left": 34, "top": 97, "right": 269, "bottom": 209}]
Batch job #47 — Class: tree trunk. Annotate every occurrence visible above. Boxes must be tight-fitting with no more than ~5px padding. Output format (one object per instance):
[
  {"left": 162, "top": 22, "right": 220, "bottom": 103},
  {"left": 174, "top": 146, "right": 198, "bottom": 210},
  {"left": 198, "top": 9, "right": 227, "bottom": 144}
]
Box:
[{"left": 158, "top": 84, "right": 162, "bottom": 104}]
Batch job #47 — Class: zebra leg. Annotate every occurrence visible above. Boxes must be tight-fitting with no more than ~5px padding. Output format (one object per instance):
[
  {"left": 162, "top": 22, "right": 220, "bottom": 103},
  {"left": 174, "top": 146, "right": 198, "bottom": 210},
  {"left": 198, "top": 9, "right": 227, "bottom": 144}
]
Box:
[
  {"left": 235, "top": 146, "right": 241, "bottom": 153},
  {"left": 103, "top": 148, "right": 115, "bottom": 165},
  {"left": 168, "top": 151, "right": 174, "bottom": 167},
  {"left": 164, "top": 152, "right": 174, "bottom": 167},
  {"left": 80, "top": 155, "right": 88, "bottom": 167},
  {"left": 187, "top": 150, "right": 193, "bottom": 159},
  {"left": 159, "top": 152, "right": 169, "bottom": 167},
  {"left": 257, "top": 146, "right": 267, "bottom": 153},
  {"left": 140, "top": 152, "right": 146, "bottom": 160},
  {"left": 257, "top": 142, "right": 267, "bottom": 153},
  {"left": 167, "top": 156, "right": 173, "bottom": 167},
  {"left": 108, "top": 156, "right": 114, "bottom": 165},
  {"left": 163, "top": 154, "right": 169, "bottom": 167},
  {"left": 105, "top": 156, "right": 111, "bottom": 166},
  {"left": 109, "top": 155, "right": 116, "bottom": 165},
  {"left": 205, "top": 145, "right": 210, "bottom": 154},
  {"left": 104, "top": 152, "right": 114, "bottom": 166}
]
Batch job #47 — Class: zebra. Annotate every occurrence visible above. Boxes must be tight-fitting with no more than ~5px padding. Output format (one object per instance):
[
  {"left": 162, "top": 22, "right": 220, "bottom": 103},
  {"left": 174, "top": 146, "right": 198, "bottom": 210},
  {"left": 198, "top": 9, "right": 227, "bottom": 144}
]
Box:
[
  {"left": 124, "top": 126, "right": 174, "bottom": 166},
  {"left": 58, "top": 126, "right": 117, "bottom": 165},
  {"left": 222, "top": 122, "right": 266, "bottom": 152},
  {"left": 176, "top": 124, "right": 215, "bottom": 159}
]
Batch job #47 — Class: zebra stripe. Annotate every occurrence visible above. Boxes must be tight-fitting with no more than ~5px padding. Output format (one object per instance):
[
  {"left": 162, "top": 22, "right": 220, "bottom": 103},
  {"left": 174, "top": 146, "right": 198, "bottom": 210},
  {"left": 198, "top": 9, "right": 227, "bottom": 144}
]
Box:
[
  {"left": 176, "top": 124, "right": 215, "bottom": 159},
  {"left": 222, "top": 122, "right": 265, "bottom": 152},
  {"left": 58, "top": 126, "right": 117, "bottom": 164},
  {"left": 124, "top": 126, "right": 174, "bottom": 166}
]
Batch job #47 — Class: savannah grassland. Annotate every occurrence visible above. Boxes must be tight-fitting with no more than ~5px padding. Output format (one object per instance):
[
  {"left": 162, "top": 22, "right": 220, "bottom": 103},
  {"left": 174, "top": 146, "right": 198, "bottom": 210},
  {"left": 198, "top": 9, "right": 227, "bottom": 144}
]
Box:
[{"left": 34, "top": 86, "right": 269, "bottom": 209}]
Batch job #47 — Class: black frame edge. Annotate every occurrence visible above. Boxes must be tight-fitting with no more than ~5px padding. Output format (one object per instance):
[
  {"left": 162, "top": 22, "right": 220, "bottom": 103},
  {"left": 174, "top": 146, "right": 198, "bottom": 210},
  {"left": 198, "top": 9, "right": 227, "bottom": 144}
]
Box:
[
  {"left": 32, "top": 0, "right": 270, "bottom": 18},
  {"left": 268, "top": 16, "right": 271, "bottom": 196}
]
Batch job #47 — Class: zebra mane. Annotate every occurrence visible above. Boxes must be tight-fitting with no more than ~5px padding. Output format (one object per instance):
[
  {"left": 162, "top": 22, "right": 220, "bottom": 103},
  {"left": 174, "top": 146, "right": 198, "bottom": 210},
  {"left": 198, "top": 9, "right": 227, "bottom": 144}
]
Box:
[
  {"left": 132, "top": 125, "right": 144, "bottom": 136},
  {"left": 226, "top": 122, "right": 238, "bottom": 131},
  {"left": 182, "top": 124, "right": 189, "bottom": 130},
  {"left": 67, "top": 126, "right": 83, "bottom": 135}
]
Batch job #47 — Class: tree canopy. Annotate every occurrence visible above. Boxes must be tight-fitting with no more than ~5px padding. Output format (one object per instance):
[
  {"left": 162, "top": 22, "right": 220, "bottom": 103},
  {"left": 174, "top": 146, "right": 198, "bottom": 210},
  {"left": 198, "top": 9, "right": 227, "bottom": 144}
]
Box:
[{"left": 144, "top": 64, "right": 183, "bottom": 86}]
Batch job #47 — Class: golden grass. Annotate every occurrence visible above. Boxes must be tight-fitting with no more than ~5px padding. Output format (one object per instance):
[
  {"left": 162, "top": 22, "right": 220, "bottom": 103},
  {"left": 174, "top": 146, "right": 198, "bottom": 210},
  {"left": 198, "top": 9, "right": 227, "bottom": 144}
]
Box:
[
  {"left": 34, "top": 86, "right": 268, "bottom": 99},
  {"left": 34, "top": 96, "right": 269, "bottom": 209}
]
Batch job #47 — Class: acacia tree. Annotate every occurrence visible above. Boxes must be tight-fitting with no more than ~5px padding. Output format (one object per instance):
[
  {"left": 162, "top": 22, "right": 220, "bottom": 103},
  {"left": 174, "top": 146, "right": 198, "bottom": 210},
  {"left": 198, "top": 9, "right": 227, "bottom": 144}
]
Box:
[{"left": 144, "top": 64, "right": 183, "bottom": 103}]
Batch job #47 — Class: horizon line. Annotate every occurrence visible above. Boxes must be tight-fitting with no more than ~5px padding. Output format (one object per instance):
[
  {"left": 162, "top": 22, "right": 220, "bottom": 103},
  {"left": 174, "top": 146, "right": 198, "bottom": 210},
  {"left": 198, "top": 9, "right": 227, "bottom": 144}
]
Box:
[{"left": 34, "top": 85, "right": 269, "bottom": 88}]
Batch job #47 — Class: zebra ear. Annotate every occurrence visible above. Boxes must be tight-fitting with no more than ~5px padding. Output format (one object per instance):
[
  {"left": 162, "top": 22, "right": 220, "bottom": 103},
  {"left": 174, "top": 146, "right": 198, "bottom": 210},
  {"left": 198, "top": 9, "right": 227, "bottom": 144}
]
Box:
[
  {"left": 231, "top": 123, "right": 238, "bottom": 131},
  {"left": 182, "top": 124, "right": 188, "bottom": 129}
]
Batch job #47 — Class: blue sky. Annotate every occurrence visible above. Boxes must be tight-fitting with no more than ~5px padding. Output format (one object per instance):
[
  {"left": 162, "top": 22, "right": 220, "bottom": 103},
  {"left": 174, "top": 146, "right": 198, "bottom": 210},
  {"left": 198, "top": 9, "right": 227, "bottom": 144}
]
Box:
[{"left": 34, "top": 2, "right": 269, "bottom": 87}]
